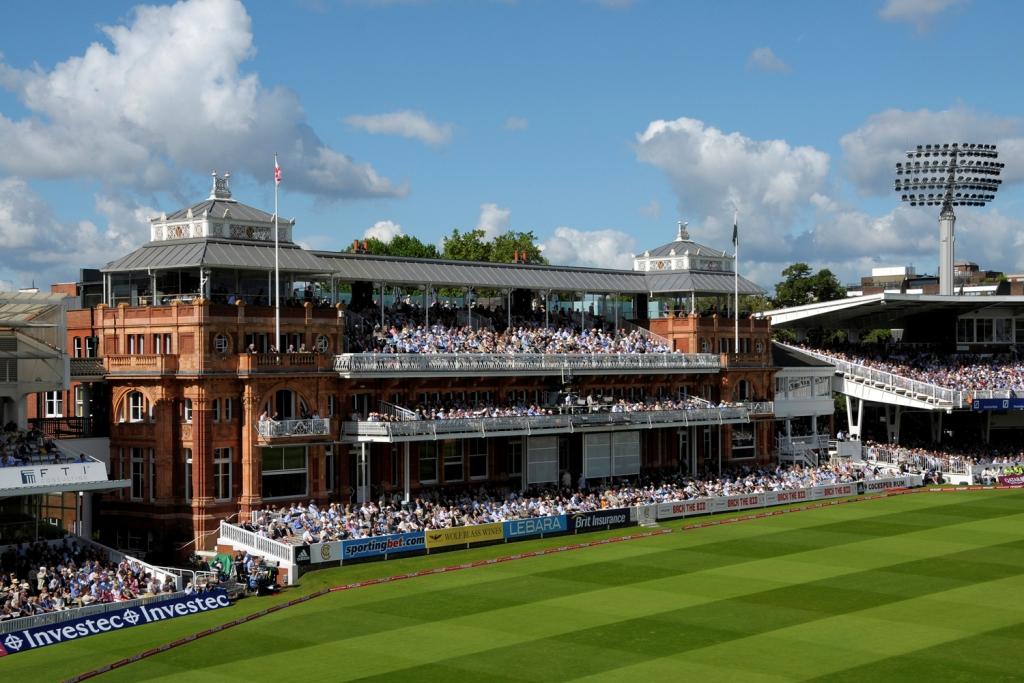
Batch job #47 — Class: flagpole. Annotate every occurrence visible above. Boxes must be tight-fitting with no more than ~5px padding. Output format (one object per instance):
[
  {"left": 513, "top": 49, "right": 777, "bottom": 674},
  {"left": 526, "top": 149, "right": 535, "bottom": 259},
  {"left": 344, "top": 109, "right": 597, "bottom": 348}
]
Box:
[
  {"left": 274, "top": 154, "right": 281, "bottom": 352},
  {"left": 733, "top": 210, "right": 739, "bottom": 354}
]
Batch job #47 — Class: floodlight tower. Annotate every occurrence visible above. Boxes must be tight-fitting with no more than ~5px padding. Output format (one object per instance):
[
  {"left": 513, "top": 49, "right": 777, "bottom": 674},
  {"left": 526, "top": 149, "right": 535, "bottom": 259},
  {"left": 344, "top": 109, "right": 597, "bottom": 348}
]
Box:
[{"left": 895, "top": 143, "right": 1003, "bottom": 295}]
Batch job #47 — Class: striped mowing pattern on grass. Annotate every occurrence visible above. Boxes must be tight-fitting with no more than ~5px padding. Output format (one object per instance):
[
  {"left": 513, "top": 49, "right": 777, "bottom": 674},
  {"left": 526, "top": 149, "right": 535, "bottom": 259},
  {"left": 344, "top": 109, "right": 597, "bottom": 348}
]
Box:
[{"left": 5, "top": 489, "right": 1023, "bottom": 682}]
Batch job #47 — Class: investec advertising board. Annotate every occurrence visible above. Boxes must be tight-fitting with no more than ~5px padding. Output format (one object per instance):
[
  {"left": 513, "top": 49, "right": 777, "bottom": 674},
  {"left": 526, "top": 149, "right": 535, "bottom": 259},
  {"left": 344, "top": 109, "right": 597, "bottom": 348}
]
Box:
[{"left": 0, "top": 589, "right": 231, "bottom": 656}]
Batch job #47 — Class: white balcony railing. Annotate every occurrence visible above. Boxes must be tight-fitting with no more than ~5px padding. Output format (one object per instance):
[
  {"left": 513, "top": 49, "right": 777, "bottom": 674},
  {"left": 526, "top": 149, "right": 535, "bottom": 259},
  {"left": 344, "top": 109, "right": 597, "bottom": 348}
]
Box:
[
  {"left": 777, "top": 343, "right": 964, "bottom": 407},
  {"left": 343, "top": 405, "right": 750, "bottom": 441},
  {"left": 256, "top": 417, "right": 330, "bottom": 439},
  {"left": 334, "top": 352, "right": 720, "bottom": 376},
  {"left": 777, "top": 434, "right": 831, "bottom": 454}
]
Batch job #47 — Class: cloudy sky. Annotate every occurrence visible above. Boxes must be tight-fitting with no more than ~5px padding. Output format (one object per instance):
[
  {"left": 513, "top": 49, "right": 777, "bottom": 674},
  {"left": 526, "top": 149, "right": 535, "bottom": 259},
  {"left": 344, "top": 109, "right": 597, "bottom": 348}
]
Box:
[{"left": 1, "top": 0, "right": 1022, "bottom": 291}]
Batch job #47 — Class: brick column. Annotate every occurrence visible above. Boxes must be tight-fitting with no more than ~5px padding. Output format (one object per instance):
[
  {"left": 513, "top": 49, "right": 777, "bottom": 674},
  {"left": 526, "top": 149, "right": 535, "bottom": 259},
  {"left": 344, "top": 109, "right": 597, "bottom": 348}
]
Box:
[
  {"left": 152, "top": 394, "right": 175, "bottom": 501},
  {"left": 189, "top": 390, "right": 215, "bottom": 548},
  {"left": 239, "top": 385, "right": 262, "bottom": 515}
]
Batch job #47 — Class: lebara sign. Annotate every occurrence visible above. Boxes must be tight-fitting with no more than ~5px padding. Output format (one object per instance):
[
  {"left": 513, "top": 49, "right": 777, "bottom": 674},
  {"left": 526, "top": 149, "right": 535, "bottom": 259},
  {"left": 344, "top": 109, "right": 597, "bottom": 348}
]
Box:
[
  {"left": 0, "top": 589, "right": 231, "bottom": 656},
  {"left": 503, "top": 515, "right": 568, "bottom": 540}
]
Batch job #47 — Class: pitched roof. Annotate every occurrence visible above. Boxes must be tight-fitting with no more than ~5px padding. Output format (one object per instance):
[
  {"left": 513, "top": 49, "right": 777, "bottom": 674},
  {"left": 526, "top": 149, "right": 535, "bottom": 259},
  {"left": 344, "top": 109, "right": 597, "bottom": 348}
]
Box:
[
  {"left": 102, "top": 239, "right": 327, "bottom": 273},
  {"left": 645, "top": 270, "right": 765, "bottom": 296},
  {"left": 316, "top": 252, "right": 649, "bottom": 292},
  {"left": 101, "top": 238, "right": 766, "bottom": 294},
  {"left": 161, "top": 200, "right": 282, "bottom": 224},
  {"left": 642, "top": 237, "right": 729, "bottom": 259}
]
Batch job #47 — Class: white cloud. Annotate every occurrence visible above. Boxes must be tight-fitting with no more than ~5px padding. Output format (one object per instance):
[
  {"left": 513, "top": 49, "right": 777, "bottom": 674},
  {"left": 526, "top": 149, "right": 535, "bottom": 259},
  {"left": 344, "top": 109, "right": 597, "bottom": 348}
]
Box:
[
  {"left": 746, "top": 47, "right": 790, "bottom": 73},
  {"left": 504, "top": 116, "right": 529, "bottom": 131},
  {"left": 840, "top": 106, "right": 1023, "bottom": 195},
  {"left": 344, "top": 110, "right": 453, "bottom": 146},
  {"left": 0, "top": 0, "right": 403, "bottom": 199},
  {"left": 639, "top": 199, "right": 661, "bottom": 218},
  {"left": 476, "top": 202, "right": 512, "bottom": 239},
  {"left": 636, "top": 116, "right": 829, "bottom": 259},
  {"left": 0, "top": 178, "right": 151, "bottom": 287},
  {"left": 879, "top": 0, "right": 967, "bottom": 30},
  {"left": 541, "top": 227, "right": 636, "bottom": 270},
  {"left": 364, "top": 219, "right": 403, "bottom": 242}
]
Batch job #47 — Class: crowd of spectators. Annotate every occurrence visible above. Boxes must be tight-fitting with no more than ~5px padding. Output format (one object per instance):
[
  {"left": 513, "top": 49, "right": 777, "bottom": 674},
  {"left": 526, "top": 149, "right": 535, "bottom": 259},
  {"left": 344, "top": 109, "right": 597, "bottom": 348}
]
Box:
[
  {"left": 367, "top": 323, "right": 673, "bottom": 355},
  {"left": 1, "top": 424, "right": 87, "bottom": 467},
  {"left": 864, "top": 439, "right": 1024, "bottom": 483},
  {"left": 247, "top": 462, "right": 886, "bottom": 545},
  {"left": 363, "top": 395, "right": 715, "bottom": 422},
  {"left": 801, "top": 344, "right": 1024, "bottom": 392},
  {"left": 0, "top": 540, "right": 175, "bottom": 622}
]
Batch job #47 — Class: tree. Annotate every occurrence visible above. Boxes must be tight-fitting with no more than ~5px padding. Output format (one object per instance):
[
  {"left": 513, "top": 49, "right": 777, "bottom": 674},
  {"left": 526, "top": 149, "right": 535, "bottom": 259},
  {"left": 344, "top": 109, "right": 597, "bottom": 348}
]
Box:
[
  {"left": 345, "top": 234, "right": 439, "bottom": 259},
  {"left": 490, "top": 231, "right": 549, "bottom": 265},
  {"left": 773, "top": 262, "right": 846, "bottom": 308},
  {"left": 442, "top": 229, "right": 492, "bottom": 262}
]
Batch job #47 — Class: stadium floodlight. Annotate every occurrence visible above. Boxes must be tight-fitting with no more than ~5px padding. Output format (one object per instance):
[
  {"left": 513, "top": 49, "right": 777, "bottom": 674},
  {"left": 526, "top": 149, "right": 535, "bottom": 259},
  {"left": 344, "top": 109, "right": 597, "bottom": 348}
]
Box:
[{"left": 895, "top": 143, "right": 1004, "bottom": 295}]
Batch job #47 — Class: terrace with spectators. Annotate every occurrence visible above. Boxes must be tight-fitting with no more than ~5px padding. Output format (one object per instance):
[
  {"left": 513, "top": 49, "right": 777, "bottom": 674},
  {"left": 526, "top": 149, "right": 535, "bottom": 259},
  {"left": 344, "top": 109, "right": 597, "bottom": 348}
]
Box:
[
  {"left": 798, "top": 345, "right": 1024, "bottom": 393},
  {"left": 245, "top": 462, "right": 886, "bottom": 545},
  {"left": 342, "top": 394, "right": 761, "bottom": 445},
  {"left": 0, "top": 539, "right": 176, "bottom": 622},
  {"left": 864, "top": 439, "right": 1024, "bottom": 484}
]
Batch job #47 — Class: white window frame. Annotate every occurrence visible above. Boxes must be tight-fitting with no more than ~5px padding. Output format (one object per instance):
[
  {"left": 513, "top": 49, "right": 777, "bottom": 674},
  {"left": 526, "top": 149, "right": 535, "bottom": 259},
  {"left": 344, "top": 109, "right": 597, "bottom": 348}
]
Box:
[
  {"left": 418, "top": 443, "right": 438, "bottom": 484},
  {"left": 73, "top": 337, "right": 82, "bottom": 358},
  {"left": 212, "top": 398, "right": 221, "bottom": 423},
  {"left": 184, "top": 448, "right": 193, "bottom": 503},
  {"left": 214, "top": 333, "right": 229, "bottom": 354},
  {"left": 45, "top": 391, "right": 64, "bottom": 418},
  {"left": 74, "top": 385, "right": 85, "bottom": 417},
  {"left": 214, "top": 447, "right": 232, "bottom": 501},
  {"left": 183, "top": 398, "right": 193, "bottom": 423},
  {"left": 130, "top": 447, "right": 145, "bottom": 501},
  {"left": 468, "top": 439, "right": 488, "bottom": 480},
  {"left": 128, "top": 392, "right": 146, "bottom": 423},
  {"left": 225, "top": 398, "right": 233, "bottom": 422}
]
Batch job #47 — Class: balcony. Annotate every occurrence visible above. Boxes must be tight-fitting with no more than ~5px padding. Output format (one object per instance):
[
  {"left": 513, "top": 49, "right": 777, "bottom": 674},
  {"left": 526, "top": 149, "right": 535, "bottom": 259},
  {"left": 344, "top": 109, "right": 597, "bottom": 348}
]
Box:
[
  {"left": 256, "top": 417, "right": 331, "bottom": 442},
  {"left": 238, "top": 353, "right": 336, "bottom": 376},
  {"left": 741, "top": 401, "right": 775, "bottom": 416},
  {"left": 104, "top": 354, "right": 178, "bottom": 376},
  {"left": 333, "top": 352, "right": 721, "bottom": 378},
  {"left": 777, "top": 434, "right": 831, "bottom": 454},
  {"left": 342, "top": 405, "right": 750, "bottom": 443}
]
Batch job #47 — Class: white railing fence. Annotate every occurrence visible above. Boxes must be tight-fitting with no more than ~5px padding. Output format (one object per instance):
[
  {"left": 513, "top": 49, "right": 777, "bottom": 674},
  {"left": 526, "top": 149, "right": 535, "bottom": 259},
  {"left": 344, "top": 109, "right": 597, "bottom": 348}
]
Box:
[
  {"left": 778, "top": 343, "right": 962, "bottom": 406},
  {"left": 218, "top": 521, "right": 294, "bottom": 565},
  {"left": 257, "top": 417, "right": 330, "bottom": 439},
  {"left": 334, "top": 352, "right": 720, "bottom": 375}
]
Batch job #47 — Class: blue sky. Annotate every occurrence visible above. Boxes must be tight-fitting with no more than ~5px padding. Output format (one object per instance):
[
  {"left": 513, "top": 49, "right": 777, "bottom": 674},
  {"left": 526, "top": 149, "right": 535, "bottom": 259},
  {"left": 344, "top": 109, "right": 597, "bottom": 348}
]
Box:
[{"left": 1, "top": 0, "right": 1022, "bottom": 291}]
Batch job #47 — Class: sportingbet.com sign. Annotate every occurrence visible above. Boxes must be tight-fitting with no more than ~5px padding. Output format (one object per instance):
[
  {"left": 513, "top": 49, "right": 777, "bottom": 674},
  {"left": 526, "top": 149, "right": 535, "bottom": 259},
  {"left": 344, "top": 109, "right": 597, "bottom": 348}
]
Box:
[{"left": 0, "top": 589, "right": 230, "bottom": 656}]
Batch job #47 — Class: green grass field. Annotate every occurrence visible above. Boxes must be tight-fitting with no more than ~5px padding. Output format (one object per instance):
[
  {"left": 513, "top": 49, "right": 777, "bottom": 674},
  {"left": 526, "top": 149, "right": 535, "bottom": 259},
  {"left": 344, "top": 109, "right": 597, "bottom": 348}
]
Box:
[{"left": 6, "top": 489, "right": 1024, "bottom": 682}]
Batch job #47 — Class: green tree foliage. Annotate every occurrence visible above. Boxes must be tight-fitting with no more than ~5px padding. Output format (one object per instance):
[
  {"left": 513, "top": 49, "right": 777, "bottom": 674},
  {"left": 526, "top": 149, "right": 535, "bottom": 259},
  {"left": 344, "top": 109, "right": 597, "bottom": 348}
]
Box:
[
  {"left": 490, "top": 230, "right": 549, "bottom": 265},
  {"left": 345, "top": 234, "right": 439, "bottom": 259},
  {"left": 773, "top": 263, "right": 846, "bottom": 308},
  {"left": 441, "top": 229, "right": 492, "bottom": 262}
]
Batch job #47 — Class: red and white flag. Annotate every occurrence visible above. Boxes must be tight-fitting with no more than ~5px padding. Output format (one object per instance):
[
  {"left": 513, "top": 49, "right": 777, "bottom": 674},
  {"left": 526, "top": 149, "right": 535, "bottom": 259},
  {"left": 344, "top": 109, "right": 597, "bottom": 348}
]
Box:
[{"left": 274, "top": 155, "right": 281, "bottom": 185}]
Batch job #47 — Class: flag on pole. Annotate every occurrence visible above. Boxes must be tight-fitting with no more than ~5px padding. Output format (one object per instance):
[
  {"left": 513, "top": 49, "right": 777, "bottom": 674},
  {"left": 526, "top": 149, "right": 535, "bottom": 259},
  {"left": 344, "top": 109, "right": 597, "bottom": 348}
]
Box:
[
  {"left": 274, "top": 155, "right": 281, "bottom": 185},
  {"left": 732, "top": 218, "right": 738, "bottom": 249}
]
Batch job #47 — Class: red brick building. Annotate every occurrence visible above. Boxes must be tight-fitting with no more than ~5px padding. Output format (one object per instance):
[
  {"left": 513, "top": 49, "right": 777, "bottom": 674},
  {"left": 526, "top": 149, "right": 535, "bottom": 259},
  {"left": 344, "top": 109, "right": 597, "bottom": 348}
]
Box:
[{"left": 29, "top": 176, "right": 791, "bottom": 560}]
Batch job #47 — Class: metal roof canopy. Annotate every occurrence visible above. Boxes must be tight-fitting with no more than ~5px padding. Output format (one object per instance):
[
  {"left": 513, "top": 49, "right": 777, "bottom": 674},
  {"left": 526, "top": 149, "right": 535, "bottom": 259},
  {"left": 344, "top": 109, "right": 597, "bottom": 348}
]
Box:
[
  {"left": 101, "top": 240, "right": 767, "bottom": 297},
  {"left": 0, "top": 291, "right": 68, "bottom": 326},
  {"left": 102, "top": 238, "right": 330, "bottom": 275},
  {"left": 761, "top": 293, "right": 1024, "bottom": 330}
]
